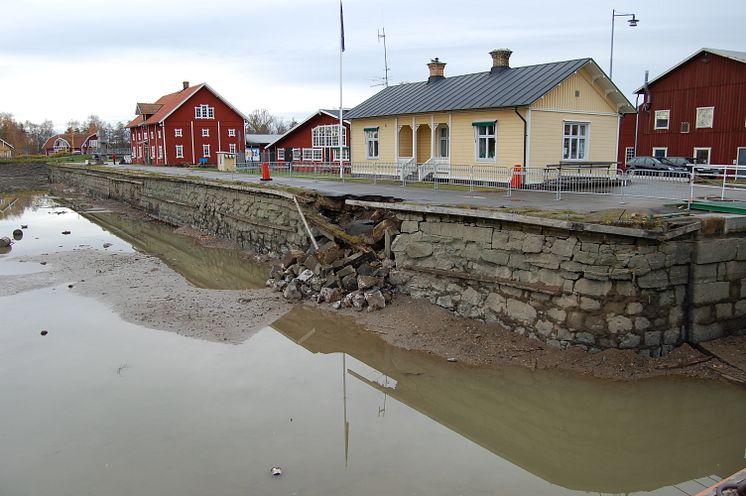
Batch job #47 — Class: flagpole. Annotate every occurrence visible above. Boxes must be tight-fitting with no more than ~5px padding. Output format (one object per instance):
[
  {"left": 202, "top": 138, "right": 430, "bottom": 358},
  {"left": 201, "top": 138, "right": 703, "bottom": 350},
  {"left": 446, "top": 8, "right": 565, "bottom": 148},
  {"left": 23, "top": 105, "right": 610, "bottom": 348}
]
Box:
[{"left": 339, "top": 0, "right": 344, "bottom": 180}]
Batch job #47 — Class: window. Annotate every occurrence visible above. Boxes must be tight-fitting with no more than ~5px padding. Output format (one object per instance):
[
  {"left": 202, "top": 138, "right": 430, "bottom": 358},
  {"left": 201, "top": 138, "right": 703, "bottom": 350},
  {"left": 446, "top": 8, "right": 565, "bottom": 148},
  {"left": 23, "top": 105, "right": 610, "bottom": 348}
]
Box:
[
  {"left": 365, "top": 128, "right": 379, "bottom": 159},
  {"left": 150, "top": 131, "right": 154, "bottom": 139},
  {"left": 654, "top": 110, "right": 670, "bottom": 130},
  {"left": 175, "top": 145, "right": 184, "bottom": 159},
  {"left": 228, "top": 143, "right": 236, "bottom": 153},
  {"left": 132, "top": 147, "right": 136, "bottom": 156},
  {"left": 333, "top": 147, "right": 350, "bottom": 161},
  {"left": 312, "top": 125, "right": 347, "bottom": 148},
  {"left": 680, "top": 122, "right": 690, "bottom": 134},
  {"left": 228, "top": 128, "right": 236, "bottom": 137},
  {"left": 474, "top": 122, "right": 496, "bottom": 161},
  {"left": 138, "top": 146, "right": 142, "bottom": 158},
  {"left": 439, "top": 126, "right": 449, "bottom": 157},
  {"left": 202, "top": 128, "right": 209, "bottom": 137},
  {"left": 696, "top": 107, "right": 714, "bottom": 128},
  {"left": 625, "top": 147, "right": 635, "bottom": 163},
  {"left": 157, "top": 130, "right": 162, "bottom": 139},
  {"left": 277, "top": 148, "right": 285, "bottom": 160},
  {"left": 195, "top": 104, "right": 215, "bottom": 119},
  {"left": 303, "top": 148, "right": 323, "bottom": 161},
  {"left": 292, "top": 148, "right": 302, "bottom": 161},
  {"left": 174, "top": 128, "right": 183, "bottom": 137},
  {"left": 652, "top": 147, "right": 667, "bottom": 158},
  {"left": 158, "top": 145, "right": 163, "bottom": 159},
  {"left": 202, "top": 144, "right": 211, "bottom": 157},
  {"left": 562, "top": 122, "right": 588, "bottom": 161},
  {"left": 694, "top": 147, "right": 711, "bottom": 164},
  {"left": 150, "top": 145, "right": 155, "bottom": 157}
]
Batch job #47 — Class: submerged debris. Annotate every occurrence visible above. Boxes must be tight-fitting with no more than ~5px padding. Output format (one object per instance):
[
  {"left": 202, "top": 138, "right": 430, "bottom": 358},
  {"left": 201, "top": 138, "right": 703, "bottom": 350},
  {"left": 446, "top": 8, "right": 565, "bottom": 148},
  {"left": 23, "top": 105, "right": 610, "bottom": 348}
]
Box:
[
  {"left": 270, "top": 467, "right": 282, "bottom": 477},
  {"left": 40, "top": 330, "right": 48, "bottom": 336},
  {"left": 0, "top": 237, "right": 10, "bottom": 247}
]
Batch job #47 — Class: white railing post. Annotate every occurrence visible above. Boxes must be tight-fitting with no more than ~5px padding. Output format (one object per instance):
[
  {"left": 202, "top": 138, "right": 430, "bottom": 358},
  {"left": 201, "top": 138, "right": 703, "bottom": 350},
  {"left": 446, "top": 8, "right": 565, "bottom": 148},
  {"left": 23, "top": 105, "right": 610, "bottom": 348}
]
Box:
[
  {"left": 469, "top": 165, "right": 474, "bottom": 192},
  {"left": 688, "top": 170, "right": 694, "bottom": 209},
  {"left": 721, "top": 164, "right": 728, "bottom": 200},
  {"left": 556, "top": 167, "right": 562, "bottom": 200}
]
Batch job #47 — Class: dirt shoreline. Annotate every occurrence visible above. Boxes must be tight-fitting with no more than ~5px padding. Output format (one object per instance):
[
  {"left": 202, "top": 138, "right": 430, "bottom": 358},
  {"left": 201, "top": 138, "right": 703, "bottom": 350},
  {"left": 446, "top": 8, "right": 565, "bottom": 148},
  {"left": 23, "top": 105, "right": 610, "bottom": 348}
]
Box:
[{"left": 5, "top": 192, "right": 746, "bottom": 385}]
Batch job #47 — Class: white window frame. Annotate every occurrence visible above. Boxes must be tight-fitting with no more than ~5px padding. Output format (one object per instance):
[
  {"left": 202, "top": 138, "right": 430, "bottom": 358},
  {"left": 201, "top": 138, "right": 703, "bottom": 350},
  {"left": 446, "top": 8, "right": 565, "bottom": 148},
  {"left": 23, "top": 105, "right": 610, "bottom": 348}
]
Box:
[
  {"left": 194, "top": 104, "right": 215, "bottom": 119},
  {"left": 174, "top": 128, "right": 183, "bottom": 137},
  {"left": 150, "top": 130, "right": 154, "bottom": 139},
  {"left": 202, "top": 144, "right": 211, "bottom": 157},
  {"left": 474, "top": 122, "right": 496, "bottom": 162},
  {"left": 277, "top": 148, "right": 285, "bottom": 160},
  {"left": 693, "top": 147, "right": 711, "bottom": 164},
  {"left": 439, "top": 126, "right": 449, "bottom": 158},
  {"left": 333, "top": 147, "right": 350, "bottom": 161},
  {"left": 696, "top": 107, "right": 714, "bottom": 129},
  {"left": 365, "top": 129, "right": 379, "bottom": 159},
  {"left": 201, "top": 128, "right": 209, "bottom": 137},
  {"left": 150, "top": 145, "right": 155, "bottom": 157},
  {"left": 228, "top": 128, "right": 236, "bottom": 137},
  {"left": 157, "top": 130, "right": 162, "bottom": 139},
  {"left": 312, "top": 125, "right": 347, "bottom": 148},
  {"left": 654, "top": 110, "right": 670, "bottom": 130},
  {"left": 652, "top": 147, "right": 668, "bottom": 158},
  {"left": 562, "top": 121, "right": 589, "bottom": 161},
  {"left": 291, "top": 148, "right": 301, "bottom": 161},
  {"left": 303, "top": 148, "right": 323, "bottom": 161},
  {"left": 175, "top": 145, "right": 184, "bottom": 159},
  {"left": 158, "top": 145, "right": 163, "bottom": 159},
  {"left": 625, "top": 146, "right": 635, "bottom": 164},
  {"left": 228, "top": 143, "right": 236, "bottom": 153}
]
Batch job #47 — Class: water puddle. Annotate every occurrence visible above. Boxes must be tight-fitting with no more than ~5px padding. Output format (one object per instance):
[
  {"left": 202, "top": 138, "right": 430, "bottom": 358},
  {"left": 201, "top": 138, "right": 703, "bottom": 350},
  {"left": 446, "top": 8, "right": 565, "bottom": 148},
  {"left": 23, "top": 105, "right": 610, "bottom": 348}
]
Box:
[{"left": 2, "top": 194, "right": 746, "bottom": 495}]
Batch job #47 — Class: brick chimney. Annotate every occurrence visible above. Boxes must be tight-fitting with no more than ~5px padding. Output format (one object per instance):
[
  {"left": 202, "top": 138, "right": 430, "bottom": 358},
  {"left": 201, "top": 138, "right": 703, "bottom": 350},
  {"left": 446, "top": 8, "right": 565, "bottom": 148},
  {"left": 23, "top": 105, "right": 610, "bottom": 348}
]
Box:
[
  {"left": 489, "top": 49, "right": 512, "bottom": 73},
  {"left": 427, "top": 58, "right": 446, "bottom": 83},
  {"left": 182, "top": 81, "right": 190, "bottom": 90}
]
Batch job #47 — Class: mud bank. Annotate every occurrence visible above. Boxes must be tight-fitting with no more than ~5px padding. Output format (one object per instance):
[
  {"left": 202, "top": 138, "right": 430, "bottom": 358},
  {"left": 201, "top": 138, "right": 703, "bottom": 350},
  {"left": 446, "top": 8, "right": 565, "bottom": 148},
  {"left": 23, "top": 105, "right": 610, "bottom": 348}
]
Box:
[{"left": 0, "top": 163, "right": 49, "bottom": 193}]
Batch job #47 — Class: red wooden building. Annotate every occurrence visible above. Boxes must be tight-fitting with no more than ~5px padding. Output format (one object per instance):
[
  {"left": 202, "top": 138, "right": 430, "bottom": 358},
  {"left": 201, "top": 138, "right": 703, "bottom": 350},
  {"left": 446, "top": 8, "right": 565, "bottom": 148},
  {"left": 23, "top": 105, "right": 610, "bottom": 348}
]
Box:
[
  {"left": 127, "top": 82, "right": 248, "bottom": 166},
  {"left": 266, "top": 109, "right": 350, "bottom": 164},
  {"left": 618, "top": 48, "right": 746, "bottom": 166},
  {"left": 42, "top": 132, "right": 98, "bottom": 155}
]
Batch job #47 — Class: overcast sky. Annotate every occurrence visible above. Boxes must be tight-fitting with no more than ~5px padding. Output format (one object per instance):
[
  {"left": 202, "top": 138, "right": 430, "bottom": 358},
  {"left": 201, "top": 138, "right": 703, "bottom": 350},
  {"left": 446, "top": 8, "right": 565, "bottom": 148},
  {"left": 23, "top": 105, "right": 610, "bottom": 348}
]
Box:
[{"left": 1, "top": 0, "right": 743, "bottom": 131}]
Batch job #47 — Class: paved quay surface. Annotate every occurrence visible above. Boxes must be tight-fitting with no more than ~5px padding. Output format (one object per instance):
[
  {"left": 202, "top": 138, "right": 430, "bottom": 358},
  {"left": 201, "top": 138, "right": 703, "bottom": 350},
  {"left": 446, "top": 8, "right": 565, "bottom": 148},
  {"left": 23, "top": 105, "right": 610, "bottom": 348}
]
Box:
[{"left": 103, "top": 164, "right": 696, "bottom": 214}]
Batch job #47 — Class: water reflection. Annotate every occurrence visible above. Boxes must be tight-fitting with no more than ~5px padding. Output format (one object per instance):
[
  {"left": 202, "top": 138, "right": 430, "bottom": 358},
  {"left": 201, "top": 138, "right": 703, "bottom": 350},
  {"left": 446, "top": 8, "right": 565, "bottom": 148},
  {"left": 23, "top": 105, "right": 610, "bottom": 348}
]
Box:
[
  {"left": 271, "top": 306, "right": 746, "bottom": 494},
  {"left": 80, "top": 211, "right": 268, "bottom": 290}
]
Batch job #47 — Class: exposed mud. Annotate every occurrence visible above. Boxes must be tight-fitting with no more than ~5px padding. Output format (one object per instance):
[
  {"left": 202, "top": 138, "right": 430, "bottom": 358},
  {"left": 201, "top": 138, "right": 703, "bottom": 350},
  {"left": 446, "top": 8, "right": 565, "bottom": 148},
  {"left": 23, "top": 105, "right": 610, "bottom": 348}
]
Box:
[{"left": 0, "top": 163, "right": 49, "bottom": 193}]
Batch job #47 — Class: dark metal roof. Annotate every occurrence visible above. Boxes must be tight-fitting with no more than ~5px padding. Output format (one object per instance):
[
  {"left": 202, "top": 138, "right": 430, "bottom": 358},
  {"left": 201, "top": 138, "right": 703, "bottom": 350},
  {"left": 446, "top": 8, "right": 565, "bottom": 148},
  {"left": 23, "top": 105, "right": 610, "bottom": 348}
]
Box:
[{"left": 346, "top": 58, "right": 593, "bottom": 119}]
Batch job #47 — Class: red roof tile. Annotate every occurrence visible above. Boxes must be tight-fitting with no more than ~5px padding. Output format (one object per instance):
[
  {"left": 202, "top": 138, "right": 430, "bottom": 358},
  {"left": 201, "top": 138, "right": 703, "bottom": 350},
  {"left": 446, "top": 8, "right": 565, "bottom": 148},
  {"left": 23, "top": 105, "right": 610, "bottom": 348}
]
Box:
[{"left": 127, "top": 84, "right": 204, "bottom": 128}]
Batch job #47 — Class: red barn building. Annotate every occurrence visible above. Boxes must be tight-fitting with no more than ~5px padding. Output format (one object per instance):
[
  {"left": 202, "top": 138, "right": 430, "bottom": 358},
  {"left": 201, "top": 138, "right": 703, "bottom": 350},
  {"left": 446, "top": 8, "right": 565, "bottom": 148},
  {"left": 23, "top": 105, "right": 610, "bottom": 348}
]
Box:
[
  {"left": 42, "top": 132, "right": 98, "bottom": 155},
  {"left": 266, "top": 109, "right": 350, "bottom": 164},
  {"left": 127, "top": 82, "right": 248, "bottom": 166},
  {"left": 619, "top": 48, "right": 746, "bottom": 167}
]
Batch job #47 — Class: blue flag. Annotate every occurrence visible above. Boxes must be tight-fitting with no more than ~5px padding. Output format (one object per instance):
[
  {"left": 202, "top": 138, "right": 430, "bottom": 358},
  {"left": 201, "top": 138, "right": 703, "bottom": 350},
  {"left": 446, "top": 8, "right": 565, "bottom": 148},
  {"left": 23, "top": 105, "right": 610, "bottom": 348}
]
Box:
[{"left": 340, "top": 1, "right": 345, "bottom": 52}]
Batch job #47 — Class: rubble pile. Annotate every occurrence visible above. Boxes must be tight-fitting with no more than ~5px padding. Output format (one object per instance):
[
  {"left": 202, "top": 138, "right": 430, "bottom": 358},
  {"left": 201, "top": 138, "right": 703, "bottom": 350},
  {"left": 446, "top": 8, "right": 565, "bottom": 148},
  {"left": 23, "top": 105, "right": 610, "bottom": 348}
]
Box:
[{"left": 266, "top": 206, "right": 401, "bottom": 312}]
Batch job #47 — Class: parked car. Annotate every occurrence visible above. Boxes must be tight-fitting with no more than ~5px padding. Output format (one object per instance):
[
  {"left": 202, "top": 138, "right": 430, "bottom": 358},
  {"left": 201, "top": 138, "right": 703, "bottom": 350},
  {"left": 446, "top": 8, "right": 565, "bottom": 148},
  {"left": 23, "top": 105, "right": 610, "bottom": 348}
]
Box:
[
  {"left": 626, "top": 156, "right": 689, "bottom": 173},
  {"left": 662, "top": 156, "right": 723, "bottom": 175}
]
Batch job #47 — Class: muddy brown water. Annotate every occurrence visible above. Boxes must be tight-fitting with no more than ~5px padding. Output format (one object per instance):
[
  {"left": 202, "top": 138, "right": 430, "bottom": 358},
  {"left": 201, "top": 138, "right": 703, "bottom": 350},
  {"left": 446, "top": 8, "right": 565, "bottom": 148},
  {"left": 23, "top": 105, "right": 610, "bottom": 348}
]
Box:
[{"left": 2, "top": 196, "right": 746, "bottom": 495}]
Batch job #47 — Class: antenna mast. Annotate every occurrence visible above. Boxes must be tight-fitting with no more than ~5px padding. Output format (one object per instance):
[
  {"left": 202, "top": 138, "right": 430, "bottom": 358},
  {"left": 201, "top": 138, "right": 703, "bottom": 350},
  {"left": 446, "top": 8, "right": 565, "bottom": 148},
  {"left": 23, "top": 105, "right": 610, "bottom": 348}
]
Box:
[{"left": 377, "top": 27, "right": 390, "bottom": 87}]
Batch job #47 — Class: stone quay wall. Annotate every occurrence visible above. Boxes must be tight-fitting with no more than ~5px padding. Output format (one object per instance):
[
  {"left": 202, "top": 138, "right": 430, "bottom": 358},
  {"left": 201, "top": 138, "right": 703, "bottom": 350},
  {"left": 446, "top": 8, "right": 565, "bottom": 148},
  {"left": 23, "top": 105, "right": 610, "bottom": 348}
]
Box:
[
  {"left": 49, "top": 165, "right": 309, "bottom": 255},
  {"left": 385, "top": 206, "right": 746, "bottom": 355}
]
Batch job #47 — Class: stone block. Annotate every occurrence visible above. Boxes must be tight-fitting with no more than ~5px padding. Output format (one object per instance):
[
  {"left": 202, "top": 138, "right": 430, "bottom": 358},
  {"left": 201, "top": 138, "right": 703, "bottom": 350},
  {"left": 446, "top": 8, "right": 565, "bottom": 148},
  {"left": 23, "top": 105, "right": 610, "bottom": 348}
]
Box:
[
  {"left": 436, "top": 295, "right": 454, "bottom": 309},
  {"left": 724, "top": 261, "right": 746, "bottom": 281},
  {"left": 506, "top": 298, "right": 537, "bottom": 323},
  {"left": 637, "top": 270, "right": 669, "bottom": 289},
  {"left": 579, "top": 297, "right": 601, "bottom": 311},
  {"left": 484, "top": 292, "right": 506, "bottom": 314},
  {"left": 508, "top": 253, "right": 530, "bottom": 270},
  {"left": 668, "top": 307, "right": 684, "bottom": 326},
  {"left": 522, "top": 234, "right": 545, "bottom": 254},
  {"left": 574, "top": 278, "right": 611, "bottom": 296},
  {"left": 692, "top": 306, "right": 713, "bottom": 324},
  {"left": 551, "top": 237, "right": 578, "bottom": 258},
  {"left": 664, "top": 329, "right": 680, "bottom": 345},
  {"left": 553, "top": 295, "right": 578, "bottom": 308},
  {"left": 626, "top": 302, "right": 643, "bottom": 315},
  {"left": 573, "top": 251, "right": 597, "bottom": 265},
  {"left": 491, "top": 231, "right": 510, "bottom": 248},
  {"left": 400, "top": 220, "right": 419, "bottom": 233},
  {"left": 692, "top": 282, "right": 731, "bottom": 305},
  {"left": 461, "top": 287, "right": 482, "bottom": 306},
  {"left": 607, "top": 315, "right": 633, "bottom": 334},
  {"left": 566, "top": 311, "right": 585, "bottom": 329},
  {"left": 536, "top": 320, "right": 554, "bottom": 336},
  {"left": 644, "top": 330, "right": 662, "bottom": 346},
  {"left": 560, "top": 260, "right": 584, "bottom": 273},
  {"left": 547, "top": 308, "right": 566, "bottom": 323},
  {"left": 634, "top": 316, "right": 651, "bottom": 331},
  {"left": 575, "top": 332, "right": 595, "bottom": 344},
  {"left": 537, "top": 269, "right": 563, "bottom": 288},
  {"left": 619, "top": 333, "right": 641, "bottom": 349},
  {"left": 692, "top": 263, "right": 718, "bottom": 283},
  {"left": 463, "top": 243, "right": 481, "bottom": 260},
  {"left": 527, "top": 253, "right": 560, "bottom": 270},
  {"left": 689, "top": 323, "right": 725, "bottom": 343},
  {"left": 481, "top": 249, "right": 510, "bottom": 266},
  {"left": 716, "top": 303, "right": 734, "bottom": 319},
  {"left": 669, "top": 265, "right": 689, "bottom": 286},
  {"left": 735, "top": 299, "right": 746, "bottom": 316},
  {"left": 615, "top": 281, "right": 635, "bottom": 296},
  {"left": 695, "top": 238, "right": 739, "bottom": 264}
]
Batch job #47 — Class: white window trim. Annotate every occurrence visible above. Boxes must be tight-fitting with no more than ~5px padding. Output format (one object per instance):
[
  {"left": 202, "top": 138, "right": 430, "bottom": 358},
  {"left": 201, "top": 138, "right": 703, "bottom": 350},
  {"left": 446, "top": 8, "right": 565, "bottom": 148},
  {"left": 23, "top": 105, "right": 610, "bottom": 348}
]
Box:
[
  {"left": 474, "top": 122, "right": 497, "bottom": 163},
  {"left": 652, "top": 147, "right": 668, "bottom": 158},
  {"left": 175, "top": 145, "right": 184, "bottom": 159},
  {"left": 624, "top": 146, "right": 635, "bottom": 163},
  {"left": 562, "top": 121, "right": 590, "bottom": 162},
  {"left": 277, "top": 148, "right": 285, "bottom": 160},
  {"left": 312, "top": 124, "right": 347, "bottom": 148},
  {"left": 333, "top": 147, "right": 350, "bottom": 161},
  {"left": 303, "top": 148, "right": 323, "bottom": 161},
  {"left": 696, "top": 106, "right": 714, "bottom": 129},
  {"left": 202, "top": 144, "right": 211, "bottom": 157},
  {"left": 202, "top": 128, "right": 209, "bottom": 137},
  {"left": 228, "top": 128, "right": 236, "bottom": 137},
  {"left": 158, "top": 130, "right": 162, "bottom": 139},
  {"left": 194, "top": 104, "right": 215, "bottom": 119},
  {"left": 654, "top": 110, "right": 670, "bottom": 130},
  {"left": 439, "top": 126, "right": 449, "bottom": 158},
  {"left": 228, "top": 143, "right": 236, "bottom": 153},
  {"left": 365, "top": 129, "right": 379, "bottom": 160},
  {"left": 292, "top": 148, "right": 302, "bottom": 161},
  {"left": 693, "top": 147, "right": 711, "bottom": 164},
  {"left": 175, "top": 128, "right": 183, "bottom": 137},
  {"left": 158, "top": 145, "right": 163, "bottom": 159}
]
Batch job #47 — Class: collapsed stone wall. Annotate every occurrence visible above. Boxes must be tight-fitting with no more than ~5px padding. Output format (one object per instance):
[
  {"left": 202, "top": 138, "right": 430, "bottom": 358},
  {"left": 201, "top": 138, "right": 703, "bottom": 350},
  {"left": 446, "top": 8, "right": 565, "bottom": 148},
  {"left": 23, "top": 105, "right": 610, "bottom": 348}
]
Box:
[
  {"left": 390, "top": 211, "right": 746, "bottom": 355},
  {"left": 49, "top": 165, "right": 309, "bottom": 255}
]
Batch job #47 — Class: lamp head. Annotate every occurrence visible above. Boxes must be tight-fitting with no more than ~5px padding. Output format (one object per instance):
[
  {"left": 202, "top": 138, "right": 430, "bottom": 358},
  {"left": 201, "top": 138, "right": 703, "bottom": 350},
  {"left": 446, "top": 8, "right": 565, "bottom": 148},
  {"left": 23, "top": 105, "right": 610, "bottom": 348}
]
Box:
[{"left": 628, "top": 15, "right": 639, "bottom": 27}]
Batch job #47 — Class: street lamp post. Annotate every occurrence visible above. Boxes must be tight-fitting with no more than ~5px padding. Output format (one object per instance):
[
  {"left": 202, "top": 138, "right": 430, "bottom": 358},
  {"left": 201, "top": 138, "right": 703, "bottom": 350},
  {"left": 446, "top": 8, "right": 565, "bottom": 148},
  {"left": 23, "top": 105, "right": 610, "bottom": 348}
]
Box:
[{"left": 609, "top": 9, "right": 639, "bottom": 80}]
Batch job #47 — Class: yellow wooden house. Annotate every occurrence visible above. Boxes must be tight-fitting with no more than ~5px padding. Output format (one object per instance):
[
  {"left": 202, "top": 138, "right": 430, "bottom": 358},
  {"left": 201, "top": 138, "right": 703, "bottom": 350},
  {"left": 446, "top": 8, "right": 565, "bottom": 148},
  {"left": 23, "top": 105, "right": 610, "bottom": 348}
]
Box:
[
  {"left": 0, "top": 138, "right": 13, "bottom": 158},
  {"left": 345, "top": 49, "right": 634, "bottom": 180}
]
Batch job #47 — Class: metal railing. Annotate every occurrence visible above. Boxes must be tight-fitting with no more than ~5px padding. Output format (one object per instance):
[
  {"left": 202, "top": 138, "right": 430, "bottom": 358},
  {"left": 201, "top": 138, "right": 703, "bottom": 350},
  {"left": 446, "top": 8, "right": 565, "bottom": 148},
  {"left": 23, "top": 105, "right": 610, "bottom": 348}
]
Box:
[{"left": 233, "top": 160, "right": 746, "bottom": 205}]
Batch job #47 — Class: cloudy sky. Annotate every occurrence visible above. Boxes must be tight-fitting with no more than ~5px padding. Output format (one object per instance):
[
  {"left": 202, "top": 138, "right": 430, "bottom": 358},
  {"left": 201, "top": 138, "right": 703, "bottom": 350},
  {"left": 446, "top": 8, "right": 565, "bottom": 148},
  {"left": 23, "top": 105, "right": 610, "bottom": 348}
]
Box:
[{"left": 0, "top": 0, "right": 743, "bottom": 130}]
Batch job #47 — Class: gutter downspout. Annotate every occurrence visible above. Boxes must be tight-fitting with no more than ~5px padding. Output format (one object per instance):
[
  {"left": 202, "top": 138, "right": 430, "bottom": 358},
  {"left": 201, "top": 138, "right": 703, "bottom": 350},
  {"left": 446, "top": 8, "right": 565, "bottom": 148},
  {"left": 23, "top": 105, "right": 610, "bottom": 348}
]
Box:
[
  {"left": 634, "top": 93, "right": 640, "bottom": 159},
  {"left": 514, "top": 107, "right": 527, "bottom": 167}
]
